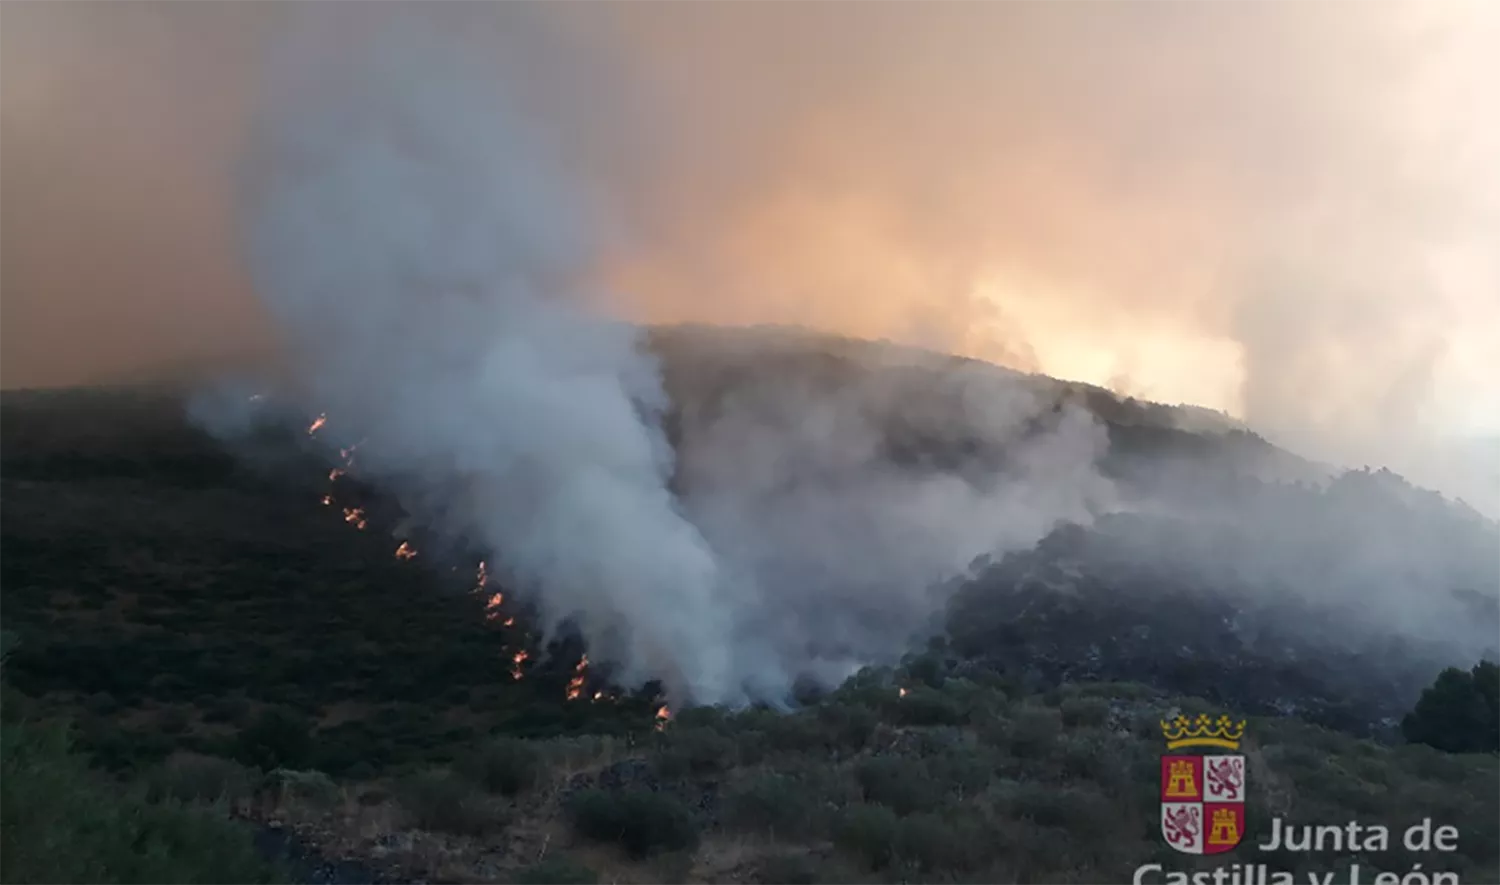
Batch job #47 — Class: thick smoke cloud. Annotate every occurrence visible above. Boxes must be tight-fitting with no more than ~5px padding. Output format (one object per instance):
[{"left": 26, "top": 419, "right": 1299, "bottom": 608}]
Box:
[
  {"left": 229, "top": 9, "right": 1116, "bottom": 704},
  {"left": 240, "top": 13, "right": 740, "bottom": 703}
]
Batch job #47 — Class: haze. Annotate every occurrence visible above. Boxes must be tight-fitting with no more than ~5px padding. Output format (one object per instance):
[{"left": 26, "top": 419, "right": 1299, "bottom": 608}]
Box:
[{"left": 3, "top": 1, "right": 1497, "bottom": 511}]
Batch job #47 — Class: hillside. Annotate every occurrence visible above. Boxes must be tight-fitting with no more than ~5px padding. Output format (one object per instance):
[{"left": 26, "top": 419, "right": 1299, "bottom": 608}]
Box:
[{"left": 2, "top": 323, "right": 1497, "bottom": 883}]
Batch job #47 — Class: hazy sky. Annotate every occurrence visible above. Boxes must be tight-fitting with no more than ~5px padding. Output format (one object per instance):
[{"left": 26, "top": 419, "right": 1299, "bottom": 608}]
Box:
[{"left": 2, "top": 1, "right": 1496, "bottom": 498}]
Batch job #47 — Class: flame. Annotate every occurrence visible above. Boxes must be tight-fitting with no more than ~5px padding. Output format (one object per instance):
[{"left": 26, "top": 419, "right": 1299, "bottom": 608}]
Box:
[
  {"left": 307, "top": 413, "right": 328, "bottom": 435},
  {"left": 898, "top": 687, "right": 908, "bottom": 698},
  {"left": 566, "top": 655, "right": 589, "bottom": 700},
  {"left": 475, "top": 560, "right": 488, "bottom": 589},
  {"left": 655, "top": 704, "right": 671, "bottom": 731},
  {"left": 511, "top": 649, "right": 529, "bottom": 680},
  {"left": 329, "top": 468, "right": 345, "bottom": 481},
  {"left": 503, "top": 616, "right": 515, "bottom": 626},
  {"left": 320, "top": 494, "right": 333, "bottom": 506},
  {"left": 394, "top": 541, "right": 418, "bottom": 560},
  {"left": 484, "top": 592, "right": 505, "bottom": 619},
  {"left": 342, "top": 507, "right": 368, "bottom": 530}
]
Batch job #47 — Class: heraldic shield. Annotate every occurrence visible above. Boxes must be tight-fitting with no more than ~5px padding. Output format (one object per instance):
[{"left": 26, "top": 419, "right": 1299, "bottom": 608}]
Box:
[{"left": 1160, "top": 714, "right": 1247, "bottom": 855}]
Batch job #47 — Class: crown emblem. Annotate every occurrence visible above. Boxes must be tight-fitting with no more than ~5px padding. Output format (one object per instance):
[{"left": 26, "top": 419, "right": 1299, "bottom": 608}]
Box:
[{"left": 1160, "top": 714, "right": 1246, "bottom": 750}]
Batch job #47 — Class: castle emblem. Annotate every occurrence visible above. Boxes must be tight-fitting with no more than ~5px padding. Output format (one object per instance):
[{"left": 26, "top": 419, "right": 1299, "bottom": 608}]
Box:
[{"left": 1159, "top": 713, "right": 1247, "bottom": 855}]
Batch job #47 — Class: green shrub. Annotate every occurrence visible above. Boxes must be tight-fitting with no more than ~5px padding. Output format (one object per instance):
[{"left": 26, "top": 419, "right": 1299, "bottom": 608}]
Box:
[
  {"left": 853, "top": 756, "right": 940, "bottom": 816},
  {"left": 566, "top": 788, "right": 700, "bottom": 857},
  {"left": 724, "top": 771, "right": 820, "bottom": 835},
  {"left": 1007, "top": 706, "right": 1063, "bottom": 758},
  {"left": 144, "top": 753, "right": 258, "bottom": 804},
  {"left": 1059, "top": 695, "right": 1111, "bottom": 728},
  {"left": 832, "top": 803, "right": 898, "bottom": 869},
  {"left": 892, "top": 811, "right": 988, "bottom": 874},
  {"left": 655, "top": 726, "right": 736, "bottom": 779},
  {"left": 1402, "top": 661, "right": 1499, "bottom": 754},
  {"left": 396, "top": 768, "right": 502, "bottom": 837},
  {"left": 261, "top": 768, "right": 341, "bottom": 807},
  {"left": 892, "top": 686, "right": 967, "bottom": 726},
  {"left": 459, "top": 737, "right": 544, "bottom": 795},
  {"left": 513, "top": 854, "right": 599, "bottom": 884},
  {"left": 234, "top": 709, "right": 314, "bottom": 770},
  {"left": 0, "top": 721, "right": 282, "bottom": 883}
]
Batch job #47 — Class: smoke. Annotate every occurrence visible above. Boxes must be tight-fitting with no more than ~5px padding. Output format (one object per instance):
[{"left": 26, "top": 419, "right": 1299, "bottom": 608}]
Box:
[
  {"left": 225, "top": 8, "right": 1115, "bottom": 705},
  {"left": 238, "top": 13, "right": 743, "bottom": 703}
]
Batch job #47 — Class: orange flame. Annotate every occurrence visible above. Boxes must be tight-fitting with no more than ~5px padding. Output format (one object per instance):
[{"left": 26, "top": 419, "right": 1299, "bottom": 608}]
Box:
[
  {"left": 511, "top": 649, "right": 529, "bottom": 680},
  {"left": 503, "top": 616, "right": 515, "bottom": 626},
  {"left": 320, "top": 495, "right": 334, "bottom": 506},
  {"left": 475, "top": 560, "right": 488, "bottom": 589},
  {"left": 342, "top": 507, "right": 368, "bottom": 530},
  {"left": 394, "top": 541, "right": 417, "bottom": 560},
  {"left": 307, "top": 414, "right": 328, "bottom": 435},
  {"left": 655, "top": 704, "right": 671, "bottom": 731},
  {"left": 566, "top": 655, "right": 589, "bottom": 700},
  {"left": 329, "top": 468, "right": 345, "bottom": 481},
  {"left": 898, "top": 687, "right": 908, "bottom": 698}
]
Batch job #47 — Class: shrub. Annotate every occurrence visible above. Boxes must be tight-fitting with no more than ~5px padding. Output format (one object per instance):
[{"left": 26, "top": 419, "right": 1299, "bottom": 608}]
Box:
[
  {"left": 1402, "top": 661, "right": 1499, "bottom": 754},
  {"left": 893, "top": 686, "right": 967, "bottom": 726},
  {"left": 144, "top": 753, "right": 258, "bottom": 804},
  {"left": 853, "top": 755, "right": 941, "bottom": 816},
  {"left": 261, "top": 768, "right": 341, "bottom": 807},
  {"left": 1059, "top": 695, "right": 1112, "bottom": 728},
  {"left": 723, "top": 771, "right": 820, "bottom": 835},
  {"left": 1, "top": 721, "right": 282, "bottom": 883},
  {"left": 234, "top": 709, "right": 314, "bottom": 770},
  {"left": 654, "top": 726, "right": 736, "bottom": 779},
  {"left": 832, "top": 803, "right": 898, "bottom": 869},
  {"left": 567, "top": 788, "right": 699, "bottom": 857},
  {"left": 1007, "top": 706, "right": 1063, "bottom": 758},
  {"left": 513, "top": 854, "right": 599, "bottom": 884},
  {"left": 892, "top": 811, "right": 988, "bottom": 874},
  {"left": 459, "top": 737, "right": 544, "bottom": 795},
  {"left": 396, "top": 768, "right": 502, "bottom": 837}
]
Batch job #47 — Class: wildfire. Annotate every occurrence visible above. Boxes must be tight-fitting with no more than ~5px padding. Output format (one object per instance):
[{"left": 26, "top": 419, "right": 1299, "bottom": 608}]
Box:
[
  {"left": 511, "top": 649, "right": 529, "bottom": 680},
  {"left": 484, "top": 592, "right": 505, "bottom": 619},
  {"left": 899, "top": 687, "right": 908, "bottom": 698},
  {"left": 329, "top": 468, "right": 345, "bottom": 481},
  {"left": 320, "top": 495, "right": 333, "bottom": 506},
  {"left": 342, "top": 507, "right": 368, "bottom": 530},
  {"left": 475, "top": 560, "right": 488, "bottom": 590},
  {"left": 566, "top": 655, "right": 589, "bottom": 701},
  {"left": 394, "top": 541, "right": 418, "bottom": 560},
  {"left": 655, "top": 704, "right": 671, "bottom": 731},
  {"left": 503, "top": 616, "right": 515, "bottom": 626},
  {"left": 307, "top": 413, "right": 328, "bottom": 435}
]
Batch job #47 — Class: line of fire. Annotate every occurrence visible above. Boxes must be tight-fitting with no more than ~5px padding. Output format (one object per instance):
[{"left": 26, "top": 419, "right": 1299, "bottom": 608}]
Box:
[{"left": 302, "top": 405, "right": 672, "bottom": 730}]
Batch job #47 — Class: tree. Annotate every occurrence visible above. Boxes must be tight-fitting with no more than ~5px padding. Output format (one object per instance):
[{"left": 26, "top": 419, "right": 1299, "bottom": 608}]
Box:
[{"left": 1401, "top": 660, "right": 1499, "bottom": 754}]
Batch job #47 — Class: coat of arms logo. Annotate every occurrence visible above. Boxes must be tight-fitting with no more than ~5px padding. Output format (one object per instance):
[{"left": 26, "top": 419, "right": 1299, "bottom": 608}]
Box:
[{"left": 1159, "top": 713, "right": 1247, "bottom": 855}]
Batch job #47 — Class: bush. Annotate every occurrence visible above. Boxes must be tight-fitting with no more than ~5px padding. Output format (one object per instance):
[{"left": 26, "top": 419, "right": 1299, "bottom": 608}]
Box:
[
  {"left": 566, "top": 788, "right": 700, "bottom": 857},
  {"left": 832, "top": 803, "right": 898, "bottom": 869},
  {"left": 234, "top": 709, "right": 314, "bottom": 770},
  {"left": 513, "top": 854, "right": 599, "bottom": 884},
  {"left": 144, "top": 753, "right": 258, "bottom": 804},
  {"left": 396, "top": 768, "right": 503, "bottom": 837},
  {"left": 1006, "top": 706, "right": 1063, "bottom": 758},
  {"left": 1402, "top": 661, "right": 1499, "bottom": 754},
  {"left": 459, "top": 737, "right": 544, "bottom": 795},
  {"left": 1, "top": 721, "right": 282, "bottom": 883},
  {"left": 892, "top": 811, "right": 988, "bottom": 874},
  {"left": 1059, "top": 695, "right": 1111, "bottom": 728},
  {"left": 853, "top": 756, "right": 940, "bottom": 815},
  {"left": 654, "top": 726, "right": 736, "bottom": 779},
  {"left": 724, "top": 771, "right": 820, "bottom": 835}
]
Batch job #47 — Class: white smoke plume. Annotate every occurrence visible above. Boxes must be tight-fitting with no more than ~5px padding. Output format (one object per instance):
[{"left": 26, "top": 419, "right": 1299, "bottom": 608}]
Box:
[
  {"left": 239, "top": 15, "right": 736, "bottom": 703},
  {"left": 225, "top": 10, "right": 1115, "bottom": 705}
]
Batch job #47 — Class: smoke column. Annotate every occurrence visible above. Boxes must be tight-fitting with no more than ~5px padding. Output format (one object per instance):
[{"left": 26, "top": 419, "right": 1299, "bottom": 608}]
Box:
[{"left": 240, "top": 14, "right": 737, "bottom": 703}]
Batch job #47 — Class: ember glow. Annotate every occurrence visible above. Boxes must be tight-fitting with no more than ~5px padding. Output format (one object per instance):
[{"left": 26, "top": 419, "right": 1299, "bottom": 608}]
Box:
[
  {"left": 307, "top": 413, "right": 327, "bottom": 435},
  {"left": 511, "top": 649, "right": 529, "bottom": 681},
  {"left": 567, "top": 655, "right": 589, "bottom": 701},
  {"left": 394, "top": 541, "right": 418, "bottom": 561},
  {"left": 655, "top": 704, "right": 671, "bottom": 731},
  {"left": 342, "top": 507, "right": 368, "bottom": 530}
]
